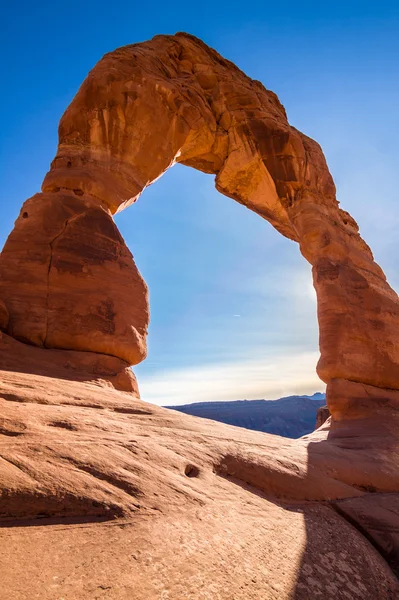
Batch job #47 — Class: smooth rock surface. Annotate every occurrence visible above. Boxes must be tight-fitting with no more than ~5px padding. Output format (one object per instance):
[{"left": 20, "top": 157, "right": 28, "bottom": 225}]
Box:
[{"left": 1, "top": 361, "right": 399, "bottom": 599}]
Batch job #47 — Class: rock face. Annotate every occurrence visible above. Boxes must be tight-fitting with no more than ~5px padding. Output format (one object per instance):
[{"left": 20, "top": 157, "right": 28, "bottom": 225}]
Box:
[
  {"left": 1, "top": 33, "right": 399, "bottom": 599},
  {"left": 316, "top": 405, "right": 331, "bottom": 429},
  {"left": 0, "top": 193, "right": 148, "bottom": 366},
  {"left": 0, "top": 32, "right": 398, "bottom": 420},
  {"left": 0, "top": 331, "right": 139, "bottom": 394}
]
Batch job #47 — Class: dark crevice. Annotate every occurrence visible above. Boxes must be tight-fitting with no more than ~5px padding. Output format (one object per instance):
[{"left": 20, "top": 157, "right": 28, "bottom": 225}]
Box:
[
  {"left": 1, "top": 392, "right": 33, "bottom": 403},
  {"left": 0, "top": 514, "right": 114, "bottom": 528},
  {"left": 62, "top": 457, "right": 142, "bottom": 500},
  {"left": 59, "top": 402, "right": 105, "bottom": 409},
  {"left": 48, "top": 420, "right": 78, "bottom": 431},
  {"left": 113, "top": 407, "right": 152, "bottom": 415},
  {"left": 0, "top": 430, "right": 24, "bottom": 437}
]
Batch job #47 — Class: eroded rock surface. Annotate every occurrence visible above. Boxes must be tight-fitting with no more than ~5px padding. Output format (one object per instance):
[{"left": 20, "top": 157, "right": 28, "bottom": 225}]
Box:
[
  {"left": 1, "top": 365, "right": 399, "bottom": 599},
  {"left": 0, "top": 32, "right": 397, "bottom": 412},
  {"left": 316, "top": 405, "right": 331, "bottom": 429},
  {"left": 0, "top": 193, "right": 148, "bottom": 365},
  {"left": 0, "top": 33, "right": 399, "bottom": 599}
]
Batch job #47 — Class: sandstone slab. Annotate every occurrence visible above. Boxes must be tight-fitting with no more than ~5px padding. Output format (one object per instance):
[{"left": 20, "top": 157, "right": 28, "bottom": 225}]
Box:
[{"left": 0, "top": 364, "right": 398, "bottom": 599}]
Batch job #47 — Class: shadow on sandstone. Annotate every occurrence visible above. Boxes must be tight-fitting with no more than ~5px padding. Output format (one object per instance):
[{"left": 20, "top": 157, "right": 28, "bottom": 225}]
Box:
[
  {"left": 215, "top": 414, "right": 399, "bottom": 597},
  {"left": 295, "top": 417, "right": 399, "bottom": 596},
  {"left": 0, "top": 331, "right": 138, "bottom": 394}
]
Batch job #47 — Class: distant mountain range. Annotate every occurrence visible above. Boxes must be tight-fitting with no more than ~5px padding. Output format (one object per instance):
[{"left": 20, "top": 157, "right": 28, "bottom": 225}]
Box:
[{"left": 166, "top": 393, "right": 326, "bottom": 439}]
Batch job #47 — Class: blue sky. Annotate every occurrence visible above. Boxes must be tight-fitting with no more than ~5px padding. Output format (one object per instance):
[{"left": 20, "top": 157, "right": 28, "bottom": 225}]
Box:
[{"left": 1, "top": 1, "right": 398, "bottom": 404}]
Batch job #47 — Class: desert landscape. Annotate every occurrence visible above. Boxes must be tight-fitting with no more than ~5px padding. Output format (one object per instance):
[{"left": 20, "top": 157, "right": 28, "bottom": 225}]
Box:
[{"left": 0, "top": 32, "right": 398, "bottom": 599}]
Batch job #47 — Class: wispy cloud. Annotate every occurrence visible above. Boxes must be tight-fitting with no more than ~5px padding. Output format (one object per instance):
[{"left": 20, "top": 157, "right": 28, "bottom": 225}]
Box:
[{"left": 138, "top": 350, "right": 324, "bottom": 406}]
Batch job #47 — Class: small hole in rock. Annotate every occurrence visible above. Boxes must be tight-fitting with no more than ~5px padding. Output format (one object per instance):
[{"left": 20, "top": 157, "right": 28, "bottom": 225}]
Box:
[
  {"left": 73, "top": 188, "right": 84, "bottom": 196},
  {"left": 49, "top": 420, "right": 77, "bottom": 431},
  {"left": 22, "top": 212, "right": 28, "bottom": 219},
  {"left": 185, "top": 464, "right": 200, "bottom": 478},
  {"left": 67, "top": 160, "right": 72, "bottom": 168}
]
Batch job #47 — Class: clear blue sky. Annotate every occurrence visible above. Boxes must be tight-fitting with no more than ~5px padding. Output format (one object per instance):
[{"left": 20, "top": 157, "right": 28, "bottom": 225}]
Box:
[{"left": 1, "top": 1, "right": 398, "bottom": 404}]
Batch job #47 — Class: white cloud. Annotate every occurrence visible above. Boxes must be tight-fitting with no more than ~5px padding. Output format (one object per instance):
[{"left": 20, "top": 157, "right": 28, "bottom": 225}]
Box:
[{"left": 138, "top": 350, "right": 324, "bottom": 406}]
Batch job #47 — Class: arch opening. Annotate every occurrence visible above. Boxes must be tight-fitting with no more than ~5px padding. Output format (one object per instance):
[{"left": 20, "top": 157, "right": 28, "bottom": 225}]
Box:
[
  {"left": 0, "top": 33, "right": 398, "bottom": 420},
  {"left": 115, "top": 162, "right": 321, "bottom": 406}
]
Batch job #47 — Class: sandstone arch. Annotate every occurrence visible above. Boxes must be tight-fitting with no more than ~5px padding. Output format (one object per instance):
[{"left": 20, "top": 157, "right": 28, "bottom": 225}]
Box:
[{"left": 0, "top": 33, "right": 398, "bottom": 420}]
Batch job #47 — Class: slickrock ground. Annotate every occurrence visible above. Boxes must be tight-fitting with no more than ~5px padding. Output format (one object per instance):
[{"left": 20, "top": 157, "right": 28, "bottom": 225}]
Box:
[
  {"left": 1, "top": 32, "right": 399, "bottom": 598},
  {"left": 1, "top": 335, "right": 399, "bottom": 599}
]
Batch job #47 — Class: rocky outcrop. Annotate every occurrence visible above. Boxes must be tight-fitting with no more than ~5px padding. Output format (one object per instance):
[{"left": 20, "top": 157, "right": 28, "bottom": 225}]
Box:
[
  {"left": 0, "top": 32, "right": 397, "bottom": 417},
  {"left": 0, "top": 193, "right": 148, "bottom": 366},
  {"left": 0, "top": 33, "right": 399, "bottom": 599},
  {"left": 316, "top": 405, "right": 331, "bottom": 429}
]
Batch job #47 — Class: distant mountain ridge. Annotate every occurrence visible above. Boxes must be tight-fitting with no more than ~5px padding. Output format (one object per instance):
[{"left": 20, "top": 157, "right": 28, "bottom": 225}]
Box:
[
  {"left": 303, "top": 392, "right": 326, "bottom": 401},
  {"left": 166, "top": 393, "right": 326, "bottom": 439}
]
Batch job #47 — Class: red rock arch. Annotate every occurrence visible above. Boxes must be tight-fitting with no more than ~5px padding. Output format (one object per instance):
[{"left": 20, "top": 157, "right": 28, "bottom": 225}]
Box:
[{"left": 0, "top": 33, "right": 398, "bottom": 418}]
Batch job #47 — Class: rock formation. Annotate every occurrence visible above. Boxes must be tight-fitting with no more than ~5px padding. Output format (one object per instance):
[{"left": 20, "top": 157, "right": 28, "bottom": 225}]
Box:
[
  {"left": 0, "top": 33, "right": 399, "bottom": 598},
  {"left": 0, "top": 32, "right": 398, "bottom": 415},
  {"left": 315, "top": 404, "right": 331, "bottom": 429}
]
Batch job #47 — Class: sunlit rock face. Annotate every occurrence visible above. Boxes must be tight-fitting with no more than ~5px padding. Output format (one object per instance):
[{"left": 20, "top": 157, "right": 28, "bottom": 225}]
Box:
[
  {"left": 0, "top": 32, "right": 398, "bottom": 417},
  {"left": 1, "top": 34, "right": 399, "bottom": 599}
]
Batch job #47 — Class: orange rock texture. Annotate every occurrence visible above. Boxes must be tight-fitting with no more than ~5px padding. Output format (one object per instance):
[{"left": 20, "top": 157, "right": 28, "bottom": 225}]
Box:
[
  {"left": 0, "top": 32, "right": 398, "bottom": 419},
  {"left": 1, "top": 33, "right": 399, "bottom": 598},
  {"left": 1, "top": 365, "right": 399, "bottom": 599}
]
